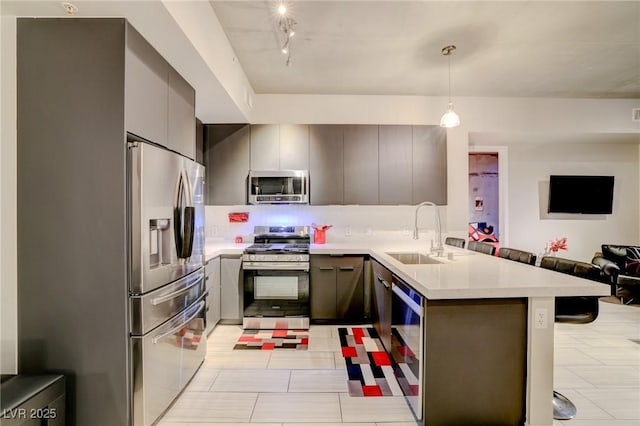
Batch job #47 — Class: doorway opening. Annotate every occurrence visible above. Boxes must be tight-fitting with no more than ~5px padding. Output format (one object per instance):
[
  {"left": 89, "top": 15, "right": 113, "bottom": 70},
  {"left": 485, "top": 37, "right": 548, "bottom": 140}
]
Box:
[{"left": 468, "top": 147, "right": 509, "bottom": 254}]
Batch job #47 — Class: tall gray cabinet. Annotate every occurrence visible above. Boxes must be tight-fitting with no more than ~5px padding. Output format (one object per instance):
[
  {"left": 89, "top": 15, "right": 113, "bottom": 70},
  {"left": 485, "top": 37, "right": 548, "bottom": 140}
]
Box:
[{"left": 17, "top": 18, "right": 196, "bottom": 426}]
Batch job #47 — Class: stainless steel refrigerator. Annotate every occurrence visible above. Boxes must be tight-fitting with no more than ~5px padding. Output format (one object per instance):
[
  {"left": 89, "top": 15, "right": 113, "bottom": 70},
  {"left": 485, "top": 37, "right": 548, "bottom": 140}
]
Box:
[
  {"left": 128, "top": 140, "right": 206, "bottom": 425},
  {"left": 18, "top": 136, "right": 205, "bottom": 426}
]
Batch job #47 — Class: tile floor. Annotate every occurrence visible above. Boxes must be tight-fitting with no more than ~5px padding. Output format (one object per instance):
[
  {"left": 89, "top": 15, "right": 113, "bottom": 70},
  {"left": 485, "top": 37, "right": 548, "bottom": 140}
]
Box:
[{"left": 158, "top": 300, "right": 639, "bottom": 426}]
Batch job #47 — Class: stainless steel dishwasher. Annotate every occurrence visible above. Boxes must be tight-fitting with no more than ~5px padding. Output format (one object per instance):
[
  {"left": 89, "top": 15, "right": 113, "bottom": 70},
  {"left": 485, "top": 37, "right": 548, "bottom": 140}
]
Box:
[{"left": 391, "top": 275, "right": 425, "bottom": 422}]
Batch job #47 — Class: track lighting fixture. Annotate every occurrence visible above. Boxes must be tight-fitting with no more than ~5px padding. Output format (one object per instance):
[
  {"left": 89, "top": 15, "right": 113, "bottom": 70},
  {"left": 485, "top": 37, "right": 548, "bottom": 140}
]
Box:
[
  {"left": 440, "top": 45, "right": 460, "bottom": 128},
  {"left": 275, "top": 2, "right": 296, "bottom": 66}
]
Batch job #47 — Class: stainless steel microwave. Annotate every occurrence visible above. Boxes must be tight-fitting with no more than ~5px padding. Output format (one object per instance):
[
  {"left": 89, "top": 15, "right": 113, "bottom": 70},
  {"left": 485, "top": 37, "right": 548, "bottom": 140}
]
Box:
[{"left": 248, "top": 170, "right": 309, "bottom": 204}]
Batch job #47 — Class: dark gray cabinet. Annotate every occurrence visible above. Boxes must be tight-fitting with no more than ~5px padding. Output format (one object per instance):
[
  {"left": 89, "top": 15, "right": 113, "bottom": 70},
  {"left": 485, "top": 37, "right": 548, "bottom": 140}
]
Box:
[
  {"left": 343, "top": 125, "right": 379, "bottom": 204},
  {"left": 379, "top": 125, "right": 413, "bottom": 204},
  {"left": 125, "top": 25, "right": 168, "bottom": 148},
  {"left": 413, "top": 125, "right": 447, "bottom": 204},
  {"left": 280, "top": 124, "right": 309, "bottom": 170},
  {"left": 124, "top": 25, "right": 195, "bottom": 159},
  {"left": 249, "top": 124, "right": 309, "bottom": 170},
  {"left": 220, "top": 255, "right": 243, "bottom": 323},
  {"left": 167, "top": 66, "right": 196, "bottom": 159},
  {"left": 310, "top": 255, "right": 364, "bottom": 321},
  {"left": 205, "top": 257, "right": 221, "bottom": 335},
  {"left": 310, "top": 125, "right": 344, "bottom": 205},
  {"left": 203, "top": 123, "right": 446, "bottom": 206},
  {"left": 250, "top": 124, "right": 280, "bottom": 170},
  {"left": 371, "top": 259, "right": 392, "bottom": 350},
  {"left": 205, "top": 124, "right": 250, "bottom": 205}
]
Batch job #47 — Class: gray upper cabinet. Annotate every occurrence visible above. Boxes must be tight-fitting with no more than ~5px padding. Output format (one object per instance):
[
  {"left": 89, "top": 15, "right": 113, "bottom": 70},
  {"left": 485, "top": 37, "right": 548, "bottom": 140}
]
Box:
[
  {"left": 167, "top": 66, "right": 196, "bottom": 159},
  {"left": 203, "top": 123, "right": 446, "bottom": 206},
  {"left": 206, "top": 124, "right": 250, "bottom": 205},
  {"left": 280, "top": 124, "right": 309, "bottom": 170},
  {"left": 250, "top": 124, "right": 280, "bottom": 170},
  {"left": 413, "top": 126, "right": 447, "bottom": 205},
  {"left": 125, "top": 23, "right": 195, "bottom": 159},
  {"left": 310, "top": 125, "right": 344, "bottom": 205},
  {"left": 379, "top": 125, "right": 413, "bottom": 204},
  {"left": 125, "top": 25, "right": 168, "bottom": 147},
  {"left": 249, "top": 124, "right": 309, "bottom": 171},
  {"left": 343, "top": 125, "right": 379, "bottom": 204}
]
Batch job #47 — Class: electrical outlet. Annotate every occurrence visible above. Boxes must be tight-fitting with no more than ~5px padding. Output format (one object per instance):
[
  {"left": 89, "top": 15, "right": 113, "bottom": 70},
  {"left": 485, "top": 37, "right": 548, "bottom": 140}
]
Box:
[
  {"left": 402, "top": 226, "right": 410, "bottom": 236},
  {"left": 345, "top": 226, "right": 352, "bottom": 237},
  {"left": 534, "top": 308, "right": 548, "bottom": 329}
]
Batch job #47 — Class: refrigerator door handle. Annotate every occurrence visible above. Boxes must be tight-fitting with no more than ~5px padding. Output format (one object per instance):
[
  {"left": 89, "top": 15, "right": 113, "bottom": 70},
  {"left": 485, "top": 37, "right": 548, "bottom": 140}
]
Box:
[
  {"left": 174, "top": 170, "right": 195, "bottom": 259},
  {"left": 150, "top": 275, "right": 202, "bottom": 306},
  {"left": 152, "top": 300, "right": 205, "bottom": 344}
]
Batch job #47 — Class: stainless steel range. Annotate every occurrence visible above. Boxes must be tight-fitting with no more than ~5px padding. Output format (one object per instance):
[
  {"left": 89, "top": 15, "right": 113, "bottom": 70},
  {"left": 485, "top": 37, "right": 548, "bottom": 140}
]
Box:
[{"left": 242, "top": 226, "right": 310, "bottom": 329}]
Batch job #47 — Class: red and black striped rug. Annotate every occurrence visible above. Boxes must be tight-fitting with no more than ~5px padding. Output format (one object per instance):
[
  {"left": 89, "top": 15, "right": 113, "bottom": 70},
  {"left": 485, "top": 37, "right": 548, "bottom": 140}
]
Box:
[
  {"left": 233, "top": 329, "right": 309, "bottom": 350},
  {"left": 338, "top": 326, "right": 419, "bottom": 397}
]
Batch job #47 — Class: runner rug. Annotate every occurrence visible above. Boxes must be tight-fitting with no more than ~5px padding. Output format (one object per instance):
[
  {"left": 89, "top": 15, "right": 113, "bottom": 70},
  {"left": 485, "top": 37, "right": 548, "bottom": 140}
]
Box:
[
  {"left": 338, "top": 327, "right": 420, "bottom": 397},
  {"left": 233, "top": 329, "right": 309, "bottom": 350}
]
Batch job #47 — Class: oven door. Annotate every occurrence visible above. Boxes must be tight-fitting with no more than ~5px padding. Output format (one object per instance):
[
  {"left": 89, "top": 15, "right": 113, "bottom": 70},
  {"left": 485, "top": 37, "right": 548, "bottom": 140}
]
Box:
[{"left": 242, "top": 264, "right": 309, "bottom": 329}]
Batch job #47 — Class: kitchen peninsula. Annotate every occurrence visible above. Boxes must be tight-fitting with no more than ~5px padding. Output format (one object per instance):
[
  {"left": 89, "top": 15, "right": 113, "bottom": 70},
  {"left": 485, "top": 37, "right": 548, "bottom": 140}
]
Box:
[{"left": 205, "top": 242, "right": 609, "bottom": 426}]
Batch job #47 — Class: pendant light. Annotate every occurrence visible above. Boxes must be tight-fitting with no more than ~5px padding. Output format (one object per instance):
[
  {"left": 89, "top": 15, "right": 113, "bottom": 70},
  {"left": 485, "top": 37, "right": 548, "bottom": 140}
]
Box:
[{"left": 440, "top": 45, "right": 460, "bottom": 128}]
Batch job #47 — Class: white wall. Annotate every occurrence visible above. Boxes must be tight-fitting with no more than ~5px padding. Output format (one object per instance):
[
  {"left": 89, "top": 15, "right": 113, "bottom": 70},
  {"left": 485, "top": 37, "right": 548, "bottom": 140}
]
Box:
[{"left": 507, "top": 142, "right": 639, "bottom": 262}]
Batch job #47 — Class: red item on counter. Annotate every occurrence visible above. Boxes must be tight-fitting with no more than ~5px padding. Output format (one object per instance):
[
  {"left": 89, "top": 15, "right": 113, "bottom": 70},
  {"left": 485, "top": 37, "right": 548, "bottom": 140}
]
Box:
[
  {"left": 228, "top": 212, "right": 249, "bottom": 222},
  {"left": 314, "top": 230, "right": 326, "bottom": 244},
  {"left": 311, "top": 223, "right": 332, "bottom": 244},
  {"left": 235, "top": 236, "right": 243, "bottom": 243}
]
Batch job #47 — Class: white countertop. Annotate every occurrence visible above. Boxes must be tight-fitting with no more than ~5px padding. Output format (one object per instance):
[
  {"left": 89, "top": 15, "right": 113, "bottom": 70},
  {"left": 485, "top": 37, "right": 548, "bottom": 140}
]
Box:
[{"left": 205, "top": 241, "right": 610, "bottom": 300}]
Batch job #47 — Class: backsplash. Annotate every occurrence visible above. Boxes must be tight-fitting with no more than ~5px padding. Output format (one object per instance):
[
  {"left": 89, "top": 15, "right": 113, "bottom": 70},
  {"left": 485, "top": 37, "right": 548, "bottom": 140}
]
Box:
[{"left": 205, "top": 204, "right": 455, "bottom": 244}]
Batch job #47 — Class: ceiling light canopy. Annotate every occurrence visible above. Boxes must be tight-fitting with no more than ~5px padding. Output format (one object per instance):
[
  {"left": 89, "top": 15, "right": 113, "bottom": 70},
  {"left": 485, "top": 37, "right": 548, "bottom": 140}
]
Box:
[{"left": 440, "top": 45, "right": 460, "bottom": 128}]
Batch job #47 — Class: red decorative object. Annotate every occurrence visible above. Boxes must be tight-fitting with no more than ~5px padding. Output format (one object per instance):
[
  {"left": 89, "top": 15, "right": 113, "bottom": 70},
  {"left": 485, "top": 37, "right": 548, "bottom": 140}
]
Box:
[
  {"left": 312, "top": 223, "right": 332, "bottom": 244},
  {"left": 228, "top": 212, "right": 249, "bottom": 222},
  {"left": 547, "top": 237, "right": 568, "bottom": 253}
]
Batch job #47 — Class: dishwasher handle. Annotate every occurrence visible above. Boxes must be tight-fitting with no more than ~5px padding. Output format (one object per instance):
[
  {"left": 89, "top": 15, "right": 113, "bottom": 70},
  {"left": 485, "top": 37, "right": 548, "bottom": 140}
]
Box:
[{"left": 392, "top": 284, "right": 422, "bottom": 316}]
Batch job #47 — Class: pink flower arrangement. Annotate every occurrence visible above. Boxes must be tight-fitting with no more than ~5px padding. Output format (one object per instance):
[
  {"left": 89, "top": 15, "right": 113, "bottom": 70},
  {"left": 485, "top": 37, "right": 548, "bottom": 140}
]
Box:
[{"left": 547, "top": 237, "right": 568, "bottom": 253}]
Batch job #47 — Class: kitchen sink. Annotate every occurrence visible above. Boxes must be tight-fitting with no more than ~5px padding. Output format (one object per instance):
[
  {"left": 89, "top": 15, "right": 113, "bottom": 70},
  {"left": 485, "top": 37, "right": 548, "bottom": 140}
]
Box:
[{"left": 385, "top": 252, "right": 443, "bottom": 265}]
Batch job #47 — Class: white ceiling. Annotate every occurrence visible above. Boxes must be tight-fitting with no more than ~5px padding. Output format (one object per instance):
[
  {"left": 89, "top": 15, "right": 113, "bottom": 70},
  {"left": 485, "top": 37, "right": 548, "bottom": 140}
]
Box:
[
  {"left": 2, "top": 0, "right": 639, "bottom": 128},
  {"left": 211, "top": 0, "right": 640, "bottom": 98}
]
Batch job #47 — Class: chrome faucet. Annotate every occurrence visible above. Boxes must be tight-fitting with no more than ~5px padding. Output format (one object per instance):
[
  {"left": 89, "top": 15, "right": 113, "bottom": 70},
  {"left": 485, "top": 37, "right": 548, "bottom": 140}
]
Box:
[{"left": 413, "top": 201, "right": 444, "bottom": 256}]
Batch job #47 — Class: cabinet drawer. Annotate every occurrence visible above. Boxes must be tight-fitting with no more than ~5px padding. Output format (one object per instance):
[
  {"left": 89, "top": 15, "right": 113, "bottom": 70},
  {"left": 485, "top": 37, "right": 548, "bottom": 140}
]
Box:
[{"left": 311, "top": 255, "right": 364, "bottom": 269}]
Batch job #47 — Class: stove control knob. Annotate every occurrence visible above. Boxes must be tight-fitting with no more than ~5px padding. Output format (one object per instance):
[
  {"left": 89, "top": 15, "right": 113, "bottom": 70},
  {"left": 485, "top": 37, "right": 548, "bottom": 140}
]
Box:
[{"left": 249, "top": 255, "right": 256, "bottom": 261}]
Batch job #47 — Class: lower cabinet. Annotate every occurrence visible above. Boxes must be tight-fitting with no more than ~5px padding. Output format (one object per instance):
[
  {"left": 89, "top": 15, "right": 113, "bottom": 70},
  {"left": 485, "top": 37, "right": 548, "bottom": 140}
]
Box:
[
  {"left": 220, "top": 255, "right": 243, "bottom": 324},
  {"left": 205, "top": 257, "right": 221, "bottom": 335},
  {"left": 371, "top": 259, "right": 392, "bottom": 350},
  {"left": 310, "top": 255, "right": 364, "bottom": 321}
]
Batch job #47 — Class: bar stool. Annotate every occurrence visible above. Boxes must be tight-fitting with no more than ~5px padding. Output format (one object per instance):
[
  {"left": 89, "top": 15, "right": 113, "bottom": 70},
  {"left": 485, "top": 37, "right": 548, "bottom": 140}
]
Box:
[
  {"left": 467, "top": 241, "right": 496, "bottom": 256},
  {"left": 444, "top": 237, "right": 466, "bottom": 249},
  {"left": 539, "top": 256, "right": 604, "bottom": 420}
]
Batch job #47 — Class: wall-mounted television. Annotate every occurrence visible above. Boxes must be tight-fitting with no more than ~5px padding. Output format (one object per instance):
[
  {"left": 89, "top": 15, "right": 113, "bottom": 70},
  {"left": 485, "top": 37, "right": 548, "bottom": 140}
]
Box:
[{"left": 548, "top": 175, "right": 614, "bottom": 214}]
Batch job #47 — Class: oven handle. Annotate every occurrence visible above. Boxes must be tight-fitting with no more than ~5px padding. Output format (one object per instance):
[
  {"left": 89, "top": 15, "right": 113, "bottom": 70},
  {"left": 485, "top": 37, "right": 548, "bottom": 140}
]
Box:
[
  {"left": 243, "top": 262, "right": 309, "bottom": 271},
  {"left": 152, "top": 301, "right": 205, "bottom": 344},
  {"left": 392, "top": 284, "right": 422, "bottom": 316}
]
